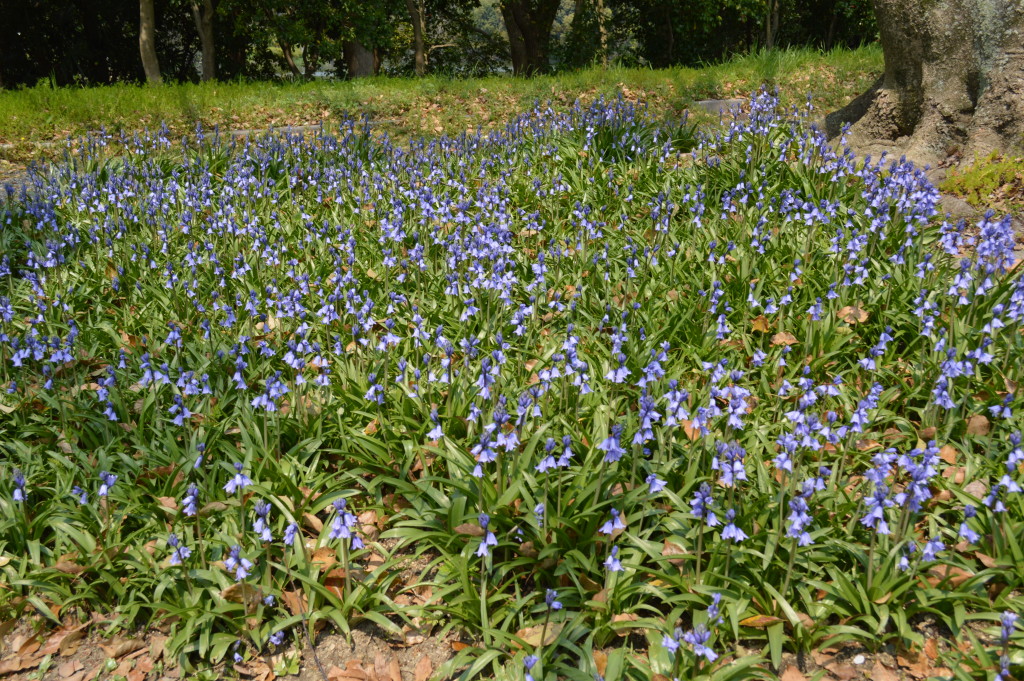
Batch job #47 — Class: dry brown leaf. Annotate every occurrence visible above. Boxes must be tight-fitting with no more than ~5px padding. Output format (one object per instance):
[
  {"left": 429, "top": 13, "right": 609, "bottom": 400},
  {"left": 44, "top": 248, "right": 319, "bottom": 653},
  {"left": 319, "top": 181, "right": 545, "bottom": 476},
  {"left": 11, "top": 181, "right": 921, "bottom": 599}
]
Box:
[
  {"left": 771, "top": 331, "right": 798, "bottom": 346},
  {"left": 512, "top": 622, "right": 564, "bottom": 648},
  {"left": 751, "top": 315, "right": 772, "bottom": 333},
  {"left": 450, "top": 641, "right": 471, "bottom": 652},
  {"left": 740, "top": 614, "right": 784, "bottom": 628},
  {"left": 938, "top": 445, "right": 958, "bottom": 464},
  {"left": 966, "top": 414, "right": 991, "bottom": 436},
  {"left": 58, "top": 660, "right": 84, "bottom": 678},
  {"left": 611, "top": 613, "right": 640, "bottom": 634},
  {"left": 221, "top": 582, "right": 263, "bottom": 607},
  {"left": 923, "top": 564, "right": 974, "bottom": 587},
  {"left": 363, "top": 419, "right": 379, "bottom": 436},
  {"left": 780, "top": 666, "right": 807, "bottom": 681},
  {"left": 870, "top": 661, "right": 899, "bottom": 681},
  {"left": 0, "top": 655, "right": 39, "bottom": 675},
  {"left": 923, "top": 638, "right": 939, "bottom": 660},
  {"left": 414, "top": 655, "right": 432, "bottom": 681},
  {"left": 824, "top": 661, "right": 858, "bottom": 681},
  {"left": 374, "top": 652, "right": 391, "bottom": 681},
  {"left": 311, "top": 547, "right": 337, "bottom": 571},
  {"left": 98, "top": 637, "right": 146, "bottom": 659},
  {"left": 592, "top": 650, "right": 608, "bottom": 677},
  {"left": 52, "top": 561, "right": 85, "bottom": 575},
  {"left": 328, "top": 660, "right": 370, "bottom": 681},
  {"left": 837, "top": 305, "right": 869, "bottom": 324},
  {"left": 453, "top": 523, "right": 485, "bottom": 537},
  {"left": 975, "top": 552, "right": 999, "bottom": 568}
]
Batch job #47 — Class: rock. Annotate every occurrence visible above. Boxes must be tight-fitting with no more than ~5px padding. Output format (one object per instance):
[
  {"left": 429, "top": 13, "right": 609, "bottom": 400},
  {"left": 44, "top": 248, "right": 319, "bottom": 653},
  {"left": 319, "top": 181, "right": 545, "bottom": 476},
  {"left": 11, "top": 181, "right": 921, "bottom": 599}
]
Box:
[
  {"left": 924, "top": 166, "right": 947, "bottom": 185},
  {"left": 937, "top": 193, "right": 980, "bottom": 221}
]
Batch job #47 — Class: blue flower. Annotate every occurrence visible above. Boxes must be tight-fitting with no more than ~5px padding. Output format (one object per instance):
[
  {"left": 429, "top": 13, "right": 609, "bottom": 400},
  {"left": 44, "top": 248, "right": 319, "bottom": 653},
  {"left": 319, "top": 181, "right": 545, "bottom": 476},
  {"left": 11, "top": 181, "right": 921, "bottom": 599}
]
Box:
[
  {"left": 224, "top": 463, "right": 253, "bottom": 495},
  {"left": 599, "top": 508, "right": 626, "bottom": 535},
  {"left": 604, "top": 545, "right": 623, "bottom": 572}
]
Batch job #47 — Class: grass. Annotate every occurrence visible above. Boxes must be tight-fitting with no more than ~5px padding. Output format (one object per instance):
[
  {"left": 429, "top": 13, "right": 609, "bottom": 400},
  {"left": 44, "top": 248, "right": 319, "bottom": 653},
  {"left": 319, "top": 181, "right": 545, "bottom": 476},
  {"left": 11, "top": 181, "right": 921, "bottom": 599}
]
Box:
[
  {"left": 0, "top": 45, "right": 882, "bottom": 163},
  {"left": 0, "top": 78, "right": 1021, "bottom": 681}
]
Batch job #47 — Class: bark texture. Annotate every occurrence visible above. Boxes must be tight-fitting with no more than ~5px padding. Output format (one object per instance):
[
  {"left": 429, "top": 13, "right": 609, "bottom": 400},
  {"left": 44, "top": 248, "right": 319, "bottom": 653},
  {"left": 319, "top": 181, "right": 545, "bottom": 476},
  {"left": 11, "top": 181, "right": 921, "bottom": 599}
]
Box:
[
  {"left": 827, "top": 0, "right": 1024, "bottom": 166},
  {"left": 190, "top": 0, "right": 216, "bottom": 81},
  {"left": 406, "top": 0, "right": 427, "bottom": 76},
  {"left": 139, "top": 0, "right": 161, "bottom": 83},
  {"left": 500, "top": 0, "right": 560, "bottom": 75},
  {"left": 344, "top": 41, "right": 379, "bottom": 78}
]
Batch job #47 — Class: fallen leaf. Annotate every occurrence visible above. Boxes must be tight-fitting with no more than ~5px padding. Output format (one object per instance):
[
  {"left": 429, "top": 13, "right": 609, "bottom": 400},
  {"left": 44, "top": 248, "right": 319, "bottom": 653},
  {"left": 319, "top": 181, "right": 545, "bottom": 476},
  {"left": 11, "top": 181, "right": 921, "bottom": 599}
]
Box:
[
  {"left": 592, "top": 650, "right": 608, "bottom": 677},
  {"left": 824, "top": 661, "right": 858, "bottom": 681},
  {"left": 837, "top": 305, "right": 869, "bottom": 324},
  {"left": 751, "top": 315, "right": 772, "bottom": 332},
  {"left": 780, "top": 666, "right": 806, "bottom": 681},
  {"left": 374, "top": 652, "right": 391, "bottom": 681},
  {"left": 414, "top": 655, "right": 432, "bottom": 681},
  {"left": 221, "top": 582, "right": 263, "bottom": 608},
  {"left": 328, "top": 660, "right": 369, "bottom": 681},
  {"left": 58, "top": 660, "right": 84, "bottom": 678},
  {"left": 0, "top": 656, "right": 40, "bottom": 675},
  {"left": 923, "top": 637, "right": 938, "bottom": 660},
  {"left": 938, "top": 445, "right": 958, "bottom": 464},
  {"left": 771, "top": 331, "right": 798, "bottom": 346},
  {"left": 512, "top": 622, "right": 564, "bottom": 648},
  {"left": 98, "top": 637, "right": 146, "bottom": 659},
  {"left": 282, "top": 590, "right": 307, "bottom": 616},
  {"left": 870, "top": 661, "right": 899, "bottom": 681},
  {"left": 966, "top": 414, "right": 991, "bottom": 436},
  {"left": 740, "top": 614, "right": 784, "bottom": 628},
  {"left": 453, "top": 523, "right": 485, "bottom": 537}
]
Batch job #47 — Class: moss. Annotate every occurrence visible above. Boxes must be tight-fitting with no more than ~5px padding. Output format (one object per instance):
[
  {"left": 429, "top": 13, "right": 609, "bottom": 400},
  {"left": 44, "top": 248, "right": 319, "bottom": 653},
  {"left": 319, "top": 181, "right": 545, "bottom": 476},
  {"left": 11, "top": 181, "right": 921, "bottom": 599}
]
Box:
[{"left": 942, "top": 151, "right": 1024, "bottom": 214}]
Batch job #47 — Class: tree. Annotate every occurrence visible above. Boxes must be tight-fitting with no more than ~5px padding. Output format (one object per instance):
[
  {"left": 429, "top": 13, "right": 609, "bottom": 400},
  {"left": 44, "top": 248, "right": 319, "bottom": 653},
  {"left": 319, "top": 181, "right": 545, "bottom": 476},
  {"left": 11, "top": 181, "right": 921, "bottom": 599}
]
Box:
[
  {"left": 827, "top": 0, "right": 1024, "bottom": 166},
  {"left": 499, "top": 0, "right": 560, "bottom": 75},
  {"left": 140, "top": 0, "right": 162, "bottom": 83},
  {"left": 406, "top": 0, "right": 427, "bottom": 75},
  {"left": 190, "top": 0, "right": 217, "bottom": 81}
]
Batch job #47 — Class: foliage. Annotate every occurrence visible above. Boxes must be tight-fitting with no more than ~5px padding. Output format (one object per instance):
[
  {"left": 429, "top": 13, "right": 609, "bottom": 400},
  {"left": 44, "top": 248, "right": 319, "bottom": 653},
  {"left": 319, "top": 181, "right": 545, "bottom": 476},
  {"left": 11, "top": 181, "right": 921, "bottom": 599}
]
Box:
[
  {"left": 0, "top": 89, "right": 1021, "bottom": 680},
  {"left": 942, "top": 152, "right": 1024, "bottom": 216}
]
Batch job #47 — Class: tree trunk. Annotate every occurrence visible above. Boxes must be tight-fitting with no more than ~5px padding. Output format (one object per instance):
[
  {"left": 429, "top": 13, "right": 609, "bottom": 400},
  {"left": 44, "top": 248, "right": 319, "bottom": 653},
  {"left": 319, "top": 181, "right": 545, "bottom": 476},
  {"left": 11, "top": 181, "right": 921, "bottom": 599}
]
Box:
[
  {"left": 406, "top": 0, "right": 427, "bottom": 76},
  {"left": 344, "top": 41, "right": 378, "bottom": 78},
  {"left": 279, "top": 42, "right": 302, "bottom": 78},
  {"left": 826, "top": 0, "right": 1024, "bottom": 166},
  {"left": 190, "top": 0, "right": 216, "bottom": 81},
  {"left": 139, "top": 0, "right": 161, "bottom": 83},
  {"left": 500, "top": 0, "right": 560, "bottom": 75}
]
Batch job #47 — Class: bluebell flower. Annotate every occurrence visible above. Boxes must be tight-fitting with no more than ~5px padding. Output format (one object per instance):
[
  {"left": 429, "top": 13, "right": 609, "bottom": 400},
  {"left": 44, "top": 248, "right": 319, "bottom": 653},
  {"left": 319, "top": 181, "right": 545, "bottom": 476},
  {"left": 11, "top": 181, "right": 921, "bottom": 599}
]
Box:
[
  {"left": 98, "top": 471, "right": 118, "bottom": 497},
  {"left": 545, "top": 588, "right": 562, "bottom": 610},
  {"left": 476, "top": 513, "right": 498, "bottom": 558},
  {"left": 690, "top": 483, "right": 719, "bottom": 527},
  {"left": 253, "top": 501, "right": 273, "bottom": 542},
  {"left": 683, "top": 624, "right": 717, "bottom": 662},
  {"left": 12, "top": 469, "right": 25, "bottom": 503},
  {"left": 329, "top": 499, "right": 363, "bottom": 550},
  {"left": 224, "top": 463, "right": 253, "bottom": 495},
  {"left": 167, "top": 533, "right": 192, "bottom": 565},
  {"left": 720, "top": 509, "right": 747, "bottom": 543},
  {"left": 599, "top": 508, "right": 626, "bottom": 535},
  {"left": 1001, "top": 610, "right": 1018, "bottom": 646},
  {"left": 283, "top": 522, "right": 298, "bottom": 546},
  {"left": 646, "top": 474, "right": 667, "bottom": 494},
  {"left": 597, "top": 424, "right": 626, "bottom": 463},
  {"left": 225, "top": 545, "right": 253, "bottom": 580},
  {"left": 524, "top": 654, "right": 539, "bottom": 681},
  {"left": 604, "top": 545, "right": 623, "bottom": 572},
  {"left": 182, "top": 483, "right": 199, "bottom": 516}
]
